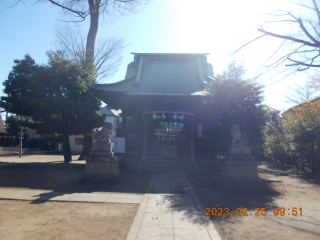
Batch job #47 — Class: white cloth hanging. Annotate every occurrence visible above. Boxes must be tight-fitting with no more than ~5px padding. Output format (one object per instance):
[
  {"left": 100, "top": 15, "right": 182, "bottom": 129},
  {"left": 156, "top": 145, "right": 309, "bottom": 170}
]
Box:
[
  {"left": 153, "top": 113, "right": 156, "bottom": 119},
  {"left": 162, "top": 113, "right": 165, "bottom": 119},
  {"left": 173, "top": 113, "right": 177, "bottom": 119}
]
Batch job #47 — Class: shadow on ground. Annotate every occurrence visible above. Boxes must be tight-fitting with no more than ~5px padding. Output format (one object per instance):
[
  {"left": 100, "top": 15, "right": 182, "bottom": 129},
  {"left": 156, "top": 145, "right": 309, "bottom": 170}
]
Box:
[
  {"left": 186, "top": 174, "right": 280, "bottom": 224},
  {"left": 260, "top": 161, "right": 320, "bottom": 185},
  {"left": 143, "top": 172, "right": 282, "bottom": 228},
  {"left": 0, "top": 162, "right": 153, "bottom": 204}
]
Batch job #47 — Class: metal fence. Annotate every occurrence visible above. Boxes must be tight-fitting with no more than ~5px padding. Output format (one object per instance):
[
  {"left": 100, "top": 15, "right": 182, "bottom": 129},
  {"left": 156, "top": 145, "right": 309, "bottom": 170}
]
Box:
[{"left": 0, "top": 147, "right": 40, "bottom": 155}]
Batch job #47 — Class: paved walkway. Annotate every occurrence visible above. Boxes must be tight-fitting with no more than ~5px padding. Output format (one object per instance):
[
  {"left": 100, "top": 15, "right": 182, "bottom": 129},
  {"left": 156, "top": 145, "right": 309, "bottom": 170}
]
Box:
[
  {"left": 126, "top": 173, "right": 221, "bottom": 240},
  {"left": 0, "top": 168, "right": 221, "bottom": 239}
]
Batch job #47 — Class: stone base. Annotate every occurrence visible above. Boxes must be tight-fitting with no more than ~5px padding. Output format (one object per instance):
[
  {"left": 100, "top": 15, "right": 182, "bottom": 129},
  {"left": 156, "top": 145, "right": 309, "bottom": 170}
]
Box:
[
  {"left": 88, "top": 151, "right": 114, "bottom": 157},
  {"left": 219, "top": 154, "right": 262, "bottom": 193},
  {"left": 86, "top": 155, "right": 116, "bottom": 161},
  {"left": 228, "top": 146, "right": 251, "bottom": 155},
  {"left": 79, "top": 155, "right": 122, "bottom": 186},
  {"left": 92, "top": 142, "right": 113, "bottom": 152}
]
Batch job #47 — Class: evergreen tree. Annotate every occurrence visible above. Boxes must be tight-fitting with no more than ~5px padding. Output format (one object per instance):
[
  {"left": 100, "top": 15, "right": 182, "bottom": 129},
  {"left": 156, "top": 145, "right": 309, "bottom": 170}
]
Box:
[
  {"left": 2, "top": 52, "right": 105, "bottom": 162},
  {"left": 205, "top": 61, "right": 266, "bottom": 156}
]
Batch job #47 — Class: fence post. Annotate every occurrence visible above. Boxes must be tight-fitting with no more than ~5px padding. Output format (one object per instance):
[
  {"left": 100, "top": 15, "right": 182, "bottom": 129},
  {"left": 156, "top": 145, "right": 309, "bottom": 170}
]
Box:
[{"left": 11, "top": 137, "right": 14, "bottom": 154}]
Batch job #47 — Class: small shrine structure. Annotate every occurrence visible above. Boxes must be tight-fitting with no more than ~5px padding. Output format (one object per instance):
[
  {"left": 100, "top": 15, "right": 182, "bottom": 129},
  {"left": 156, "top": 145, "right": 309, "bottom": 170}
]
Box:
[{"left": 90, "top": 53, "right": 214, "bottom": 172}]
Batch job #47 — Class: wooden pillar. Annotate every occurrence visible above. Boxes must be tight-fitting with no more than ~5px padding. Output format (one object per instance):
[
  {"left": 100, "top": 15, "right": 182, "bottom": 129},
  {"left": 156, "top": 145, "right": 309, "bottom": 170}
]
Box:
[
  {"left": 141, "top": 113, "right": 148, "bottom": 161},
  {"left": 190, "top": 116, "right": 195, "bottom": 161}
]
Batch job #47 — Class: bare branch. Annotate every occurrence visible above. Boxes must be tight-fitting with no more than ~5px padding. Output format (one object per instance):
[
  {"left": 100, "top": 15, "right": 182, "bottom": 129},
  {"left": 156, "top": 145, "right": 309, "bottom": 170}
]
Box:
[
  {"left": 290, "top": 1, "right": 314, "bottom": 11},
  {"left": 308, "top": 21, "right": 319, "bottom": 38},
  {"left": 297, "top": 18, "right": 319, "bottom": 44},
  {"left": 283, "top": 80, "right": 319, "bottom": 104},
  {"left": 311, "top": 0, "right": 320, "bottom": 27},
  {"left": 48, "top": 0, "right": 87, "bottom": 19},
  {"left": 258, "top": 28, "right": 319, "bottom": 48},
  {"left": 230, "top": 34, "right": 266, "bottom": 55},
  {"left": 232, "top": 0, "right": 320, "bottom": 76},
  {"left": 54, "top": 24, "right": 125, "bottom": 82},
  {"left": 286, "top": 55, "right": 320, "bottom": 69}
]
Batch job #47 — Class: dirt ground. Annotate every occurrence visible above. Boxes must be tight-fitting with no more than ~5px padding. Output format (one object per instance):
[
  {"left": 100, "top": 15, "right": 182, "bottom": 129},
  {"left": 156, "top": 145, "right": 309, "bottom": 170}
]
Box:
[
  {"left": 0, "top": 155, "right": 153, "bottom": 240},
  {"left": 2, "top": 155, "right": 320, "bottom": 239},
  {"left": 187, "top": 162, "right": 320, "bottom": 240},
  {"left": 0, "top": 200, "right": 138, "bottom": 240}
]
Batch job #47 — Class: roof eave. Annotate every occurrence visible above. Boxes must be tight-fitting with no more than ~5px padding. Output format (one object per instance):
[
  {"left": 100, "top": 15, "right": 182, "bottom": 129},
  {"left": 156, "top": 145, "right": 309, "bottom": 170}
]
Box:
[
  {"left": 130, "top": 52, "right": 210, "bottom": 56},
  {"left": 91, "top": 73, "right": 137, "bottom": 90}
]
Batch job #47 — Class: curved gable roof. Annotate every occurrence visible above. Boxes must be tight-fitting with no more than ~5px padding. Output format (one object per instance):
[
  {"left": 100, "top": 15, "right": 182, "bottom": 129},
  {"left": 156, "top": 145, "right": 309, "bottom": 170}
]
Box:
[{"left": 91, "top": 53, "right": 212, "bottom": 96}]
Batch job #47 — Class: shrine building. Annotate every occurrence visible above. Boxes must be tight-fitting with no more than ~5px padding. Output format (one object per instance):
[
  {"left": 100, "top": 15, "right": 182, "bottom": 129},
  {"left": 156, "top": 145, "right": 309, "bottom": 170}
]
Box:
[{"left": 90, "top": 53, "right": 217, "bottom": 173}]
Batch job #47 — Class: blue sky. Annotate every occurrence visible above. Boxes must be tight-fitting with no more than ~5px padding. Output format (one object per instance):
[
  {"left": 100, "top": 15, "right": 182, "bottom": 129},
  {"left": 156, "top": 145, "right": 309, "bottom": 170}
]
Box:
[{"left": 0, "top": 0, "right": 312, "bottom": 114}]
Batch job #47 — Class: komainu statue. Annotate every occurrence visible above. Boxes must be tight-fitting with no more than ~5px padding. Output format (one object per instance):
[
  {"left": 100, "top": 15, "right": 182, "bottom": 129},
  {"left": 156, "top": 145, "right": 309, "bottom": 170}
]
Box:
[
  {"left": 231, "top": 124, "right": 248, "bottom": 146},
  {"left": 94, "top": 122, "right": 113, "bottom": 143}
]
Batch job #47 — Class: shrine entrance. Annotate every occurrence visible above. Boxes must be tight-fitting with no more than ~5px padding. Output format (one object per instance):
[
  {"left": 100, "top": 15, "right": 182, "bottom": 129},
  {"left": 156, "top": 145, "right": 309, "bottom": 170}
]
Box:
[
  {"left": 142, "top": 111, "right": 195, "bottom": 161},
  {"left": 151, "top": 112, "right": 185, "bottom": 144}
]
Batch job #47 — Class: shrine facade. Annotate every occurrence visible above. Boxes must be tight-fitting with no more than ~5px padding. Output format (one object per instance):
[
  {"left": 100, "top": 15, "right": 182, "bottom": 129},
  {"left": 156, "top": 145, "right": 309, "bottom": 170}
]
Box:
[{"left": 91, "top": 53, "right": 217, "bottom": 173}]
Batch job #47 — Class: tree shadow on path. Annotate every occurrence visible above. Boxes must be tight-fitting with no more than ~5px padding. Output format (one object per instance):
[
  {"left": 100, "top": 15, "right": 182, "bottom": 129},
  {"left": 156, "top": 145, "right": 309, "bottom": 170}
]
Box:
[{"left": 0, "top": 162, "right": 153, "bottom": 204}]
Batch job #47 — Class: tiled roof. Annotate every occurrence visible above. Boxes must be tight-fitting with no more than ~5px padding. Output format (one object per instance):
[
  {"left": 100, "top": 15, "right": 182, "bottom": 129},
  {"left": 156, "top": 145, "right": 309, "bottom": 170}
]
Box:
[{"left": 91, "top": 53, "right": 212, "bottom": 97}]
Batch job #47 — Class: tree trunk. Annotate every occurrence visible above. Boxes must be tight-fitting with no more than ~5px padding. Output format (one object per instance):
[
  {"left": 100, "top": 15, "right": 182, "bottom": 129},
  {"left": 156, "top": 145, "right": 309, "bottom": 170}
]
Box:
[
  {"left": 294, "top": 158, "right": 300, "bottom": 171},
  {"left": 311, "top": 157, "right": 316, "bottom": 173},
  {"left": 79, "top": 134, "right": 92, "bottom": 160},
  {"left": 46, "top": 141, "right": 50, "bottom": 154},
  {"left": 79, "top": 0, "right": 101, "bottom": 160},
  {"left": 85, "top": 0, "right": 100, "bottom": 64},
  {"left": 311, "top": 144, "right": 316, "bottom": 173},
  {"left": 62, "top": 121, "right": 72, "bottom": 163}
]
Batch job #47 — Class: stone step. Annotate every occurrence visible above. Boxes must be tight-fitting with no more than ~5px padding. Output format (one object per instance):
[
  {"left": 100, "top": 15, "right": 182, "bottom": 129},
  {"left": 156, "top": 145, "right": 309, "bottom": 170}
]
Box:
[
  {"left": 146, "top": 169, "right": 194, "bottom": 173},
  {"left": 147, "top": 165, "right": 194, "bottom": 170},
  {"left": 145, "top": 165, "right": 195, "bottom": 174},
  {"left": 147, "top": 163, "right": 192, "bottom": 166}
]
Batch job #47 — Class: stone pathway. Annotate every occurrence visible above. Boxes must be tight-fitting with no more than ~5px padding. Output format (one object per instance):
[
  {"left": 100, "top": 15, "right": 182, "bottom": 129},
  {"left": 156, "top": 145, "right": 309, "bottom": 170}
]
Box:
[{"left": 126, "top": 173, "right": 221, "bottom": 240}]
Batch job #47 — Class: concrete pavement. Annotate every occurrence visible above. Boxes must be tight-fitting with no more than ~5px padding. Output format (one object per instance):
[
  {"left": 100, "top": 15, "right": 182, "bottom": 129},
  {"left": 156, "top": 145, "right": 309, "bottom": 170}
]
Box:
[{"left": 126, "top": 173, "right": 221, "bottom": 240}]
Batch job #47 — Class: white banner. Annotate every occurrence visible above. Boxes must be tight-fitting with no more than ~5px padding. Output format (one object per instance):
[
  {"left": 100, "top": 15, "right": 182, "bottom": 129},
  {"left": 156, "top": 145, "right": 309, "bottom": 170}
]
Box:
[{"left": 111, "top": 137, "right": 125, "bottom": 153}]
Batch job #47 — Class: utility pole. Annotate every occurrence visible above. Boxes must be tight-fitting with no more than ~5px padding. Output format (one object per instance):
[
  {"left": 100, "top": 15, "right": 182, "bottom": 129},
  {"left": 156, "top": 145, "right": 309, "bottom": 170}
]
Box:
[{"left": 18, "top": 115, "right": 22, "bottom": 158}]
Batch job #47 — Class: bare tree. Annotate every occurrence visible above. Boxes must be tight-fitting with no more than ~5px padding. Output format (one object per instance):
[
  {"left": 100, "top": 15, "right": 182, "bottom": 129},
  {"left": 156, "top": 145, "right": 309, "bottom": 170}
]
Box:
[
  {"left": 11, "top": 0, "right": 147, "bottom": 61},
  {"left": 308, "top": 70, "right": 320, "bottom": 91},
  {"left": 235, "top": 0, "right": 320, "bottom": 76},
  {"left": 10, "top": 0, "right": 150, "bottom": 159},
  {"left": 55, "top": 24, "right": 125, "bottom": 82},
  {"left": 283, "top": 80, "right": 319, "bottom": 105}
]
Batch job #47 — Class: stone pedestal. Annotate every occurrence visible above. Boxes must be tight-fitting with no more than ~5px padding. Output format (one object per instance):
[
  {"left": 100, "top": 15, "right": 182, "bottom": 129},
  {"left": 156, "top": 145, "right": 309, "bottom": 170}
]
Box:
[
  {"left": 219, "top": 146, "right": 262, "bottom": 193},
  {"left": 79, "top": 142, "right": 122, "bottom": 186},
  {"left": 228, "top": 146, "right": 251, "bottom": 155}
]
